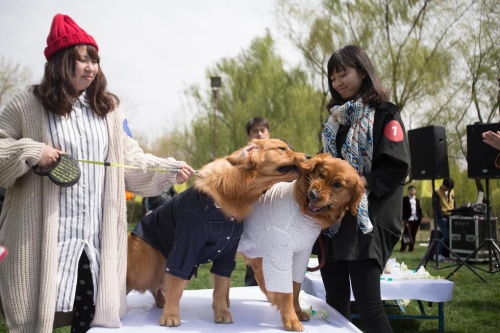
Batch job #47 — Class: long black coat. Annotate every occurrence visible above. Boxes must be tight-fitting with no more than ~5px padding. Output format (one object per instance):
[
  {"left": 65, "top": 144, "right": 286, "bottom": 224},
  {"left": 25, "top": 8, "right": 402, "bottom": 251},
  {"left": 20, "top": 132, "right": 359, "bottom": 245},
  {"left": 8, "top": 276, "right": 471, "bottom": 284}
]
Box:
[{"left": 321, "top": 103, "right": 411, "bottom": 270}]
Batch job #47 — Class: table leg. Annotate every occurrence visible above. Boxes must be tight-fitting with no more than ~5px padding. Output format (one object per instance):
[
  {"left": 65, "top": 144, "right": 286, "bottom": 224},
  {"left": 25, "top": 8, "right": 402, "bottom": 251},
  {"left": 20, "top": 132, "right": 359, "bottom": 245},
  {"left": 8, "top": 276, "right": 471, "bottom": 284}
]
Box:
[{"left": 438, "top": 302, "right": 444, "bottom": 333}]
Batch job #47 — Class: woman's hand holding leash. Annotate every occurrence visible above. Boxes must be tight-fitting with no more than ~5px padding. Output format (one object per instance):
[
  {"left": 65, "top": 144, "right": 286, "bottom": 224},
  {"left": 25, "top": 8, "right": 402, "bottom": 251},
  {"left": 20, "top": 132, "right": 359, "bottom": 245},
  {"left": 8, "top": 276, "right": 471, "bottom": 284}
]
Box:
[
  {"left": 175, "top": 163, "right": 196, "bottom": 184},
  {"left": 37, "top": 145, "right": 64, "bottom": 168}
]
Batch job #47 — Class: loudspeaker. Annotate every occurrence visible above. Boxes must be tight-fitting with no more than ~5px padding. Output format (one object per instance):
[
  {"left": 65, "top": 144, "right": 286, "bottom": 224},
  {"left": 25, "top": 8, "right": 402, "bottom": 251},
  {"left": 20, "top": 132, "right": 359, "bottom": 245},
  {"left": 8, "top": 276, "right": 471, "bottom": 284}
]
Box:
[
  {"left": 467, "top": 123, "right": 500, "bottom": 179},
  {"left": 408, "top": 126, "right": 449, "bottom": 180},
  {"left": 450, "top": 216, "right": 498, "bottom": 262}
]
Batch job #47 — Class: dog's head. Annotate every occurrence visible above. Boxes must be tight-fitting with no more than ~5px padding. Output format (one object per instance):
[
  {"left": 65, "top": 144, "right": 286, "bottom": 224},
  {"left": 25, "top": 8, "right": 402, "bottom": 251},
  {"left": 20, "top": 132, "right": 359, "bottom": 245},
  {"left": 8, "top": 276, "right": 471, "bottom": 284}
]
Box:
[
  {"left": 294, "top": 153, "right": 364, "bottom": 228},
  {"left": 195, "top": 139, "right": 308, "bottom": 220},
  {"left": 225, "top": 139, "right": 307, "bottom": 188}
]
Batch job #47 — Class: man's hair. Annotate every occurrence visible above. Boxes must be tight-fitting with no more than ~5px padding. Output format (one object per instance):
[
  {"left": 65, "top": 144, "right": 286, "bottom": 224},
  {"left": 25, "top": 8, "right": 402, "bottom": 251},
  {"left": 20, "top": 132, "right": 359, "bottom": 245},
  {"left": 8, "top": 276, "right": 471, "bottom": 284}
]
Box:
[
  {"left": 442, "top": 178, "right": 454, "bottom": 190},
  {"left": 408, "top": 185, "right": 416, "bottom": 191},
  {"left": 245, "top": 117, "right": 269, "bottom": 135}
]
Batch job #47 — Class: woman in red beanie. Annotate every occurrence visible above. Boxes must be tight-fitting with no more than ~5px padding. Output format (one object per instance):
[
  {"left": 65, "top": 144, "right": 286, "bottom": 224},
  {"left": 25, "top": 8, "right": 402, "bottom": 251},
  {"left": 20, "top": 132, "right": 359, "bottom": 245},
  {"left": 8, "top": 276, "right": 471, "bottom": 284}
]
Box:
[{"left": 0, "top": 13, "right": 194, "bottom": 333}]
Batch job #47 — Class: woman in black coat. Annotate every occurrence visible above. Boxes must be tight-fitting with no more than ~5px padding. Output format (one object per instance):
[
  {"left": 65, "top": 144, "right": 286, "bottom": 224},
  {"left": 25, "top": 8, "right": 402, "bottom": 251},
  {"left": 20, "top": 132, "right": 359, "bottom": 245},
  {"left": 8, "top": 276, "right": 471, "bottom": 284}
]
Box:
[{"left": 318, "top": 45, "right": 411, "bottom": 333}]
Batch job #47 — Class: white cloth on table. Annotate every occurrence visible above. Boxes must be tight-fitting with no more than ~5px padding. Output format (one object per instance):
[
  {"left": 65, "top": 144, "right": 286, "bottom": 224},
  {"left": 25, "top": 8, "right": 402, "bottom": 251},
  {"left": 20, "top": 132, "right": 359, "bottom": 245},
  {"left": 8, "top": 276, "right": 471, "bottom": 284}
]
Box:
[
  {"left": 302, "top": 258, "right": 454, "bottom": 303},
  {"left": 89, "top": 287, "right": 362, "bottom": 332}
]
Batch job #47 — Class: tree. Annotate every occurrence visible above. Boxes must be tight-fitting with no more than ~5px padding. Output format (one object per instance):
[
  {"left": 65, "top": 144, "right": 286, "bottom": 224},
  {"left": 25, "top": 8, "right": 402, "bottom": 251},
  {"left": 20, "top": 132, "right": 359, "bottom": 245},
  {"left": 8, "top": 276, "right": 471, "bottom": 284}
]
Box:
[
  {"left": 454, "top": 0, "right": 500, "bottom": 153},
  {"left": 276, "top": 0, "right": 480, "bottom": 156},
  {"left": 0, "top": 55, "right": 33, "bottom": 112},
  {"left": 275, "top": 0, "right": 500, "bottom": 204},
  {"left": 174, "top": 32, "right": 323, "bottom": 169}
]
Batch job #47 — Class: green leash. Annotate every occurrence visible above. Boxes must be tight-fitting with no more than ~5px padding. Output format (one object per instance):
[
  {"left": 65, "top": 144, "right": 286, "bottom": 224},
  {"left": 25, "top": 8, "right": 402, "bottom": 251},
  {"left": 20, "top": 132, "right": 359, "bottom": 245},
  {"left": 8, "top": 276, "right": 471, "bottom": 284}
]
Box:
[
  {"left": 33, "top": 154, "right": 197, "bottom": 187},
  {"left": 77, "top": 159, "right": 184, "bottom": 174}
]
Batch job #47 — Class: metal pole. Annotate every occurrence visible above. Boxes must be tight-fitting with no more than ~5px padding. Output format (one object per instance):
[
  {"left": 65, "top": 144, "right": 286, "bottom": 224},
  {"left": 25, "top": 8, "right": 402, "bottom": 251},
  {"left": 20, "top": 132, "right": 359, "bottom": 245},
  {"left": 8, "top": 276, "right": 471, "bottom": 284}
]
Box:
[{"left": 213, "top": 89, "right": 219, "bottom": 159}]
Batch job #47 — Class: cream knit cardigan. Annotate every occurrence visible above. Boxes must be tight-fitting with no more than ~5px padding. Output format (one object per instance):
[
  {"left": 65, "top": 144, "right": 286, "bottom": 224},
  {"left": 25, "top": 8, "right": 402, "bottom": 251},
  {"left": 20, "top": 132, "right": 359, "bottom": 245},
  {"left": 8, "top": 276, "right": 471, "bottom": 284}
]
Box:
[{"left": 0, "top": 91, "right": 182, "bottom": 333}]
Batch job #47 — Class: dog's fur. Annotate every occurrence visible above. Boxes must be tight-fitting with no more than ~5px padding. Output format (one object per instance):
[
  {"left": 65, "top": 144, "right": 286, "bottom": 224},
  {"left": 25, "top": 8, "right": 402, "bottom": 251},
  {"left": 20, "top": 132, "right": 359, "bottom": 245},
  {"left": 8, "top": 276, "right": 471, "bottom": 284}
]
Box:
[
  {"left": 238, "top": 153, "right": 364, "bottom": 331},
  {"left": 126, "top": 139, "right": 307, "bottom": 327}
]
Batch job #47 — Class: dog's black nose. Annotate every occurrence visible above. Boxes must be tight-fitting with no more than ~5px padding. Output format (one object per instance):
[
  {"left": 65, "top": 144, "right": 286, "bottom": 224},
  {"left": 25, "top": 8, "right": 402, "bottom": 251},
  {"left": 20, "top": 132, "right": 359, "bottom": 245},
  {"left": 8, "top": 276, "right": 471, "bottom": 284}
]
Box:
[
  {"left": 305, "top": 154, "right": 311, "bottom": 159},
  {"left": 308, "top": 189, "right": 319, "bottom": 203}
]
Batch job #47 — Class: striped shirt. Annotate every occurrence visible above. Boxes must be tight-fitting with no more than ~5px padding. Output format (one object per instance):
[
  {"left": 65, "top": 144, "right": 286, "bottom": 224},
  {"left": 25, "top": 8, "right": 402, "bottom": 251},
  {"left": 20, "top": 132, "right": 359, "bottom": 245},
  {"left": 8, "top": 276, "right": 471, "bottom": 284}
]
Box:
[{"left": 47, "top": 92, "right": 109, "bottom": 311}]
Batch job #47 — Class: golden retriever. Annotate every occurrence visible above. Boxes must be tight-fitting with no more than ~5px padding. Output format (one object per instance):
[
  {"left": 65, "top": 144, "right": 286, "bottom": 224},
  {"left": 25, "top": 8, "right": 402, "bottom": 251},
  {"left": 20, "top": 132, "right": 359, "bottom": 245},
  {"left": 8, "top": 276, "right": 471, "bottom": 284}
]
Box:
[
  {"left": 126, "top": 139, "right": 307, "bottom": 327},
  {"left": 238, "top": 153, "right": 364, "bottom": 331}
]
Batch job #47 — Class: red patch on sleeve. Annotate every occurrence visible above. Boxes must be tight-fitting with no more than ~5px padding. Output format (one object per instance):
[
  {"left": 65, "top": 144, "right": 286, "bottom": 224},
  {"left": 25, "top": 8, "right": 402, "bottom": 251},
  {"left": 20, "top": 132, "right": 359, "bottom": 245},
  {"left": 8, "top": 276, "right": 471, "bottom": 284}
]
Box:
[{"left": 384, "top": 120, "right": 404, "bottom": 142}]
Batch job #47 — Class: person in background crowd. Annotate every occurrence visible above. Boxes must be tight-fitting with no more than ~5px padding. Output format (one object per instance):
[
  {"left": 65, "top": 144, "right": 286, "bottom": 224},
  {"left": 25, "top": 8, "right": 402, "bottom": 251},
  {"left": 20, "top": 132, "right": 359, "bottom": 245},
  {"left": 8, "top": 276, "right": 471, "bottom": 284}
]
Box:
[
  {"left": 243, "top": 116, "right": 271, "bottom": 287},
  {"left": 142, "top": 186, "right": 177, "bottom": 216},
  {"left": 245, "top": 117, "right": 271, "bottom": 140},
  {"left": 0, "top": 13, "right": 194, "bottom": 333},
  {"left": 432, "top": 178, "right": 455, "bottom": 261},
  {"left": 317, "top": 45, "right": 411, "bottom": 333},
  {"left": 400, "top": 185, "right": 423, "bottom": 252}
]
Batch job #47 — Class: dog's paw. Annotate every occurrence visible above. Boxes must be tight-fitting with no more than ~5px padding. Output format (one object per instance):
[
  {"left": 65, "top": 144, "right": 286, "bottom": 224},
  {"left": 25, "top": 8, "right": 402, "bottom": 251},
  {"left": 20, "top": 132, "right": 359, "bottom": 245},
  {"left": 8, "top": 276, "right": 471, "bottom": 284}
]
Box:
[
  {"left": 155, "top": 298, "right": 165, "bottom": 308},
  {"left": 152, "top": 290, "right": 165, "bottom": 308},
  {"left": 283, "top": 319, "right": 304, "bottom": 332},
  {"left": 214, "top": 309, "right": 233, "bottom": 324},
  {"left": 296, "top": 309, "right": 310, "bottom": 322},
  {"left": 159, "top": 312, "right": 181, "bottom": 327}
]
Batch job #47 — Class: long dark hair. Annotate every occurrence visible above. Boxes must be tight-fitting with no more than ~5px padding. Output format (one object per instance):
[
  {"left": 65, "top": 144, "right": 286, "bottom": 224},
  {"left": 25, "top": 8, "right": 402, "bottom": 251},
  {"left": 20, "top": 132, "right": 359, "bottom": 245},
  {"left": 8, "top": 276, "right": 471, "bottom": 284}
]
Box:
[
  {"left": 33, "top": 45, "right": 119, "bottom": 116},
  {"left": 326, "top": 45, "right": 388, "bottom": 109}
]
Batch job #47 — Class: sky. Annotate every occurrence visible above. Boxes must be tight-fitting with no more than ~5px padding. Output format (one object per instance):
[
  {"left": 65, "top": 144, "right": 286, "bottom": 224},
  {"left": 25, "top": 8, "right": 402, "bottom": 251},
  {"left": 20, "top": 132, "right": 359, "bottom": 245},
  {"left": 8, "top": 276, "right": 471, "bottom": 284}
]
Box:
[{"left": 0, "top": 0, "right": 301, "bottom": 140}]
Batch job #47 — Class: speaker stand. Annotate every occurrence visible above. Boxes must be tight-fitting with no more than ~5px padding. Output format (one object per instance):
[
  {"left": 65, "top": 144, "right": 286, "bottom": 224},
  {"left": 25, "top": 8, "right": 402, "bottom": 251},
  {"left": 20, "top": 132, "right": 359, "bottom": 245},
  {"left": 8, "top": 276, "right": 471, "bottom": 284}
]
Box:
[
  {"left": 415, "top": 179, "right": 486, "bottom": 282},
  {"left": 446, "top": 179, "right": 500, "bottom": 281}
]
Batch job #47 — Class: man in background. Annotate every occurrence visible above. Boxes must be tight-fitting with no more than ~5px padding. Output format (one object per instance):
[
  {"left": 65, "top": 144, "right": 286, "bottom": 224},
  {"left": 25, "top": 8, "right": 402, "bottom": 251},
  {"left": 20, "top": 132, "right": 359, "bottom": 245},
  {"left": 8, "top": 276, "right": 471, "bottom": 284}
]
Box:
[
  {"left": 400, "top": 185, "right": 422, "bottom": 252},
  {"left": 245, "top": 117, "right": 270, "bottom": 140},
  {"left": 244, "top": 117, "right": 270, "bottom": 286},
  {"left": 432, "top": 178, "right": 455, "bottom": 261}
]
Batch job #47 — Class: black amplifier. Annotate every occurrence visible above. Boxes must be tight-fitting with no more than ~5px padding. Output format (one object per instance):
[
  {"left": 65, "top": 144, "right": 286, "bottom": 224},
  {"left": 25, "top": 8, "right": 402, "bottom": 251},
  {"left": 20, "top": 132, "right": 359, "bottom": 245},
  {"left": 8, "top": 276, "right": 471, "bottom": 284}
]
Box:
[
  {"left": 453, "top": 203, "right": 487, "bottom": 217},
  {"left": 450, "top": 215, "right": 498, "bottom": 262}
]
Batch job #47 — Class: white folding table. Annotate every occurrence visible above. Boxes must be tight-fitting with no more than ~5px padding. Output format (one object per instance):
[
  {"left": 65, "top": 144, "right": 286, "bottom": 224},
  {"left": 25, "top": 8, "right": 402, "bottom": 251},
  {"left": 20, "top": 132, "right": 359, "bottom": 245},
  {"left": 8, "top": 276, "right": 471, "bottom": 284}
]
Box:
[
  {"left": 302, "top": 258, "right": 454, "bottom": 333},
  {"left": 89, "top": 286, "right": 362, "bottom": 332}
]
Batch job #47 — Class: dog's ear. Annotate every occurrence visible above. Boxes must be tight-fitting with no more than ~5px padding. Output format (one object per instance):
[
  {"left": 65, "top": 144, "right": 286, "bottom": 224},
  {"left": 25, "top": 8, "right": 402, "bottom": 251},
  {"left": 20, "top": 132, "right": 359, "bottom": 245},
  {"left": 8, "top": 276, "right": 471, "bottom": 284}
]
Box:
[
  {"left": 296, "top": 156, "right": 317, "bottom": 174},
  {"left": 348, "top": 177, "right": 365, "bottom": 216},
  {"left": 226, "top": 143, "right": 260, "bottom": 170}
]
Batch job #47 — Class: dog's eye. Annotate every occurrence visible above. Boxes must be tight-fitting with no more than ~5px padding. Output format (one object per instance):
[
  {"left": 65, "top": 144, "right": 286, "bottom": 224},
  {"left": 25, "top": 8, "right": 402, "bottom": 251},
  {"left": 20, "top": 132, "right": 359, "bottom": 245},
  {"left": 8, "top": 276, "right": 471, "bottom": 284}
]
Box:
[
  {"left": 333, "top": 182, "right": 343, "bottom": 188},
  {"left": 278, "top": 146, "right": 287, "bottom": 151}
]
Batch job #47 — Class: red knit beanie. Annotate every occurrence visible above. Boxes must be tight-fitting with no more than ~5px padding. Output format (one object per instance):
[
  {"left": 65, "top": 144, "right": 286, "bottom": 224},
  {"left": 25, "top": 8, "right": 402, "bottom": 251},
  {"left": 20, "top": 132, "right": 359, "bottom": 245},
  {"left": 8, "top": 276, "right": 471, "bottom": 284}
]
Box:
[{"left": 44, "top": 14, "right": 99, "bottom": 61}]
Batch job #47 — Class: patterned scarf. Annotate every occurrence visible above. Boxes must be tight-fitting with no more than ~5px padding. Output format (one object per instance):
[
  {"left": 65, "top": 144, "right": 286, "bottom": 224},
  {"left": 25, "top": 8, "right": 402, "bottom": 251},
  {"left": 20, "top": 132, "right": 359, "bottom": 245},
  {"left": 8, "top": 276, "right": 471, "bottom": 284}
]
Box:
[{"left": 321, "top": 99, "right": 374, "bottom": 237}]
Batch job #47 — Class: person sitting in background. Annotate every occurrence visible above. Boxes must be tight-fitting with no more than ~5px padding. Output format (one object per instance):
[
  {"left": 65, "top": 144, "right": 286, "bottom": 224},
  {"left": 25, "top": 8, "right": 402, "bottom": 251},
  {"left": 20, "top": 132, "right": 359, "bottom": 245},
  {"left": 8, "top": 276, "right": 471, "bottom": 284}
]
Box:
[
  {"left": 400, "top": 185, "right": 422, "bottom": 252},
  {"left": 142, "top": 186, "right": 177, "bottom": 216},
  {"left": 432, "top": 178, "right": 455, "bottom": 260},
  {"left": 243, "top": 116, "right": 271, "bottom": 287}
]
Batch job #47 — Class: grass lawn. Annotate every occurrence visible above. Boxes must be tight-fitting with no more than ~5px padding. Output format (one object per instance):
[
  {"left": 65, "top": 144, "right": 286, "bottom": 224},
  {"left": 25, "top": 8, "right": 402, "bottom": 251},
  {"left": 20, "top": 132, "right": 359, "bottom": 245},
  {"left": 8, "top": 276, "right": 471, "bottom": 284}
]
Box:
[{"left": 1, "top": 227, "right": 499, "bottom": 332}]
